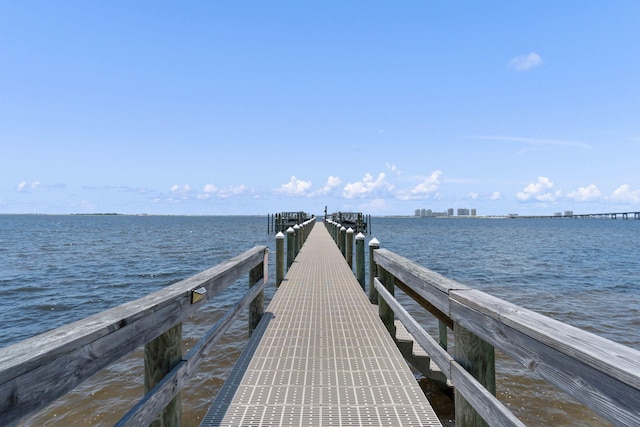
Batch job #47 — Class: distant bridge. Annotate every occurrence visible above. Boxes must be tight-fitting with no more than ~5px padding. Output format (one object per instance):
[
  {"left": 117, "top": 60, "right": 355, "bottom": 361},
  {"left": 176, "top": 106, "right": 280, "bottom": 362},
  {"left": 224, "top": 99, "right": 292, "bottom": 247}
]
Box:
[{"left": 514, "top": 211, "right": 640, "bottom": 220}]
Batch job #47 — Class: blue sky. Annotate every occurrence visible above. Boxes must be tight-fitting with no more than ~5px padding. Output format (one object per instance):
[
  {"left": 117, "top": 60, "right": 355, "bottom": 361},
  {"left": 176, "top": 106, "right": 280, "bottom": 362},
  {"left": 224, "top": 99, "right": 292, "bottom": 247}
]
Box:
[{"left": 2, "top": 2, "right": 639, "bottom": 216}]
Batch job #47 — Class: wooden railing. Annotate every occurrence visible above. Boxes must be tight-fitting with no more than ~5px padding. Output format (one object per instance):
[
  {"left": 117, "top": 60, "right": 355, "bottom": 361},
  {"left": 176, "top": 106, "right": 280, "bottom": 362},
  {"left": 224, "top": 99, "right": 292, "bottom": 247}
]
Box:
[
  {"left": 371, "top": 248, "right": 640, "bottom": 427},
  {"left": 0, "top": 246, "right": 268, "bottom": 427}
]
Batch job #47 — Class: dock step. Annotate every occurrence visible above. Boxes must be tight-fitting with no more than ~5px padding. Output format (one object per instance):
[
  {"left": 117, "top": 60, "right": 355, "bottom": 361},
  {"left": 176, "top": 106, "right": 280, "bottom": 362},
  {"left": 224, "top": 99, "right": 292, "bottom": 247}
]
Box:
[{"left": 394, "top": 319, "right": 448, "bottom": 386}]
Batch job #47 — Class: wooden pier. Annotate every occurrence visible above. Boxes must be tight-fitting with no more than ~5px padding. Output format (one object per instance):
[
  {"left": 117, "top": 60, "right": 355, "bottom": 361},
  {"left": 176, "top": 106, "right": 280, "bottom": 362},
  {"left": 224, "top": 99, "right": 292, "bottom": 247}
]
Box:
[
  {"left": 2, "top": 216, "right": 640, "bottom": 426},
  {"left": 200, "top": 222, "right": 440, "bottom": 426}
]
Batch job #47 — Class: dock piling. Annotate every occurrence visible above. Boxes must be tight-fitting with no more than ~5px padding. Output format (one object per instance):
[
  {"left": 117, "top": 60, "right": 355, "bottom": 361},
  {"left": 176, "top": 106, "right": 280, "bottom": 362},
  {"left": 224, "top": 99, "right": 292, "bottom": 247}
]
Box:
[
  {"left": 276, "top": 232, "right": 284, "bottom": 287},
  {"left": 293, "top": 224, "right": 301, "bottom": 258},
  {"left": 356, "top": 232, "right": 365, "bottom": 289},
  {"left": 368, "top": 238, "right": 380, "bottom": 304},
  {"left": 144, "top": 324, "right": 182, "bottom": 427},
  {"left": 454, "top": 323, "right": 496, "bottom": 427},
  {"left": 286, "top": 227, "right": 295, "bottom": 269},
  {"left": 346, "top": 227, "right": 354, "bottom": 268}
]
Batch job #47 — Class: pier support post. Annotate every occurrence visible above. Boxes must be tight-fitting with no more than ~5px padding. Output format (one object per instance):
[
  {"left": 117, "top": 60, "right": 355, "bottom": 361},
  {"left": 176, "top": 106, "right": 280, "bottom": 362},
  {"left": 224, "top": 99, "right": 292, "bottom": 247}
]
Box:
[
  {"left": 340, "top": 226, "right": 346, "bottom": 257},
  {"left": 346, "top": 227, "right": 354, "bottom": 268},
  {"left": 439, "top": 322, "right": 448, "bottom": 351},
  {"left": 286, "top": 227, "right": 295, "bottom": 269},
  {"left": 249, "top": 256, "right": 265, "bottom": 334},
  {"left": 293, "top": 224, "right": 301, "bottom": 258},
  {"left": 145, "top": 324, "right": 182, "bottom": 427},
  {"left": 454, "top": 322, "right": 495, "bottom": 427},
  {"left": 377, "top": 265, "right": 396, "bottom": 337},
  {"left": 355, "top": 232, "right": 365, "bottom": 290},
  {"left": 368, "top": 238, "right": 380, "bottom": 304},
  {"left": 276, "top": 232, "right": 284, "bottom": 287}
]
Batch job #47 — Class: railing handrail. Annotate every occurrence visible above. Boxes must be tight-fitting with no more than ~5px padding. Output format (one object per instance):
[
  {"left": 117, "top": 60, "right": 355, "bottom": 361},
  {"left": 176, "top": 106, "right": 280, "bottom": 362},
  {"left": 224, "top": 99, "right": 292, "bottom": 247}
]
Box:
[
  {"left": 373, "top": 247, "right": 640, "bottom": 426},
  {"left": 0, "top": 245, "right": 268, "bottom": 426}
]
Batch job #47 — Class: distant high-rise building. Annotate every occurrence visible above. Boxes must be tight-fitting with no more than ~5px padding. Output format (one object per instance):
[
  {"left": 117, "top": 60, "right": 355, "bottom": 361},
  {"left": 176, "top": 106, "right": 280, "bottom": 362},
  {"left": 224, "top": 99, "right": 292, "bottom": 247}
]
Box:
[
  {"left": 457, "top": 208, "right": 470, "bottom": 216},
  {"left": 471, "top": 209, "right": 477, "bottom": 216},
  {"left": 447, "top": 208, "right": 454, "bottom": 216}
]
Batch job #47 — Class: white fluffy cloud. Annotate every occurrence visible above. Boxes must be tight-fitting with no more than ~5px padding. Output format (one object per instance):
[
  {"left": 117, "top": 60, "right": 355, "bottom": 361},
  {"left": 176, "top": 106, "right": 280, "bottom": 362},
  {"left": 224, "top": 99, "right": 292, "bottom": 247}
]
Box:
[
  {"left": 509, "top": 52, "right": 543, "bottom": 71},
  {"left": 276, "top": 176, "right": 312, "bottom": 196},
  {"left": 467, "top": 191, "right": 501, "bottom": 201},
  {"left": 17, "top": 181, "right": 41, "bottom": 192},
  {"left": 343, "top": 172, "right": 393, "bottom": 199},
  {"left": 310, "top": 176, "right": 342, "bottom": 197},
  {"left": 203, "top": 184, "right": 217, "bottom": 194},
  {"left": 397, "top": 170, "right": 442, "bottom": 200},
  {"left": 218, "top": 185, "right": 247, "bottom": 198},
  {"left": 198, "top": 183, "right": 247, "bottom": 199},
  {"left": 566, "top": 184, "right": 602, "bottom": 202},
  {"left": 611, "top": 184, "right": 640, "bottom": 203},
  {"left": 171, "top": 184, "right": 190, "bottom": 194},
  {"left": 386, "top": 163, "right": 401, "bottom": 175},
  {"left": 197, "top": 184, "right": 218, "bottom": 200},
  {"left": 517, "top": 176, "right": 561, "bottom": 202}
]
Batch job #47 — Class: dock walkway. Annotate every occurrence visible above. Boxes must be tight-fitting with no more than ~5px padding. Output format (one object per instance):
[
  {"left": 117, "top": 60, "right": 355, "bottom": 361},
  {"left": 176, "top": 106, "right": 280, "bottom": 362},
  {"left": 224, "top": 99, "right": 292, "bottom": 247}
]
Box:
[{"left": 201, "top": 224, "right": 441, "bottom": 427}]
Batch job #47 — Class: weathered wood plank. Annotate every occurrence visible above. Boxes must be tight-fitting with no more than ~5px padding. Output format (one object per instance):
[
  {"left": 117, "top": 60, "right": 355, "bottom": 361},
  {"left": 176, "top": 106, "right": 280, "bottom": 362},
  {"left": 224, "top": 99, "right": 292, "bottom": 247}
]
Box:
[
  {"left": 116, "top": 279, "right": 266, "bottom": 427},
  {"left": 392, "top": 275, "right": 453, "bottom": 329},
  {"left": 450, "top": 289, "right": 640, "bottom": 390},
  {"left": 0, "top": 296, "right": 188, "bottom": 426},
  {"left": 450, "top": 290, "right": 640, "bottom": 426},
  {"left": 0, "top": 246, "right": 267, "bottom": 427},
  {"left": 374, "top": 248, "right": 469, "bottom": 315},
  {"left": 0, "top": 246, "right": 266, "bottom": 383}
]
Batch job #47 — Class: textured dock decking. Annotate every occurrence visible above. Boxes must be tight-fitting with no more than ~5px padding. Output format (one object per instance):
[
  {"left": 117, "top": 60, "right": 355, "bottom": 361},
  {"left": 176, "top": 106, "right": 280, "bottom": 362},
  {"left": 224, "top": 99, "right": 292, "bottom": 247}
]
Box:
[{"left": 201, "top": 224, "right": 441, "bottom": 427}]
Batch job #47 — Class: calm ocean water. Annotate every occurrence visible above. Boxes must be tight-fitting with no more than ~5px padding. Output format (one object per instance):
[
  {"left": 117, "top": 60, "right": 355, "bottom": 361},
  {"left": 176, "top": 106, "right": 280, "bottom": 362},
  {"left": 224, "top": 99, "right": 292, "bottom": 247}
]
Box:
[{"left": 1, "top": 215, "right": 638, "bottom": 426}]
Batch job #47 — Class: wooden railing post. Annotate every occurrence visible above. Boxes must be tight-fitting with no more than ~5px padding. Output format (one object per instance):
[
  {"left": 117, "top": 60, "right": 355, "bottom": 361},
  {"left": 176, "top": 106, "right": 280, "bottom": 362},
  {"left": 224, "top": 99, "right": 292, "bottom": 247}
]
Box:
[
  {"left": 286, "top": 227, "right": 295, "bottom": 269},
  {"left": 439, "top": 322, "right": 448, "bottom": 351},
  {"left": 276, "top": 232, "right": 284, "bottom": 287},
  {"left": 144, "top": 324, "right": 182, "bottom": 427},
  {"left": 248, "top": 252, "right": 266, "bottom": 334},
  {"left": 368, "top": 238, "right": 380, "bottom": 304},
  {"left": 355, "top": 232, "right": 365, "bottom": 290},
  {"left": 339, "top": 226, "right": 346, "bottom": 257},
  {"left": 454, "top": 322, "right": 496, "bottom": 427},
  {"left": 346, "top": 227, "right": 354, "bottom": 268},
  {"left": 376, "top": 265, "right": 396, "bottom": 337}
]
